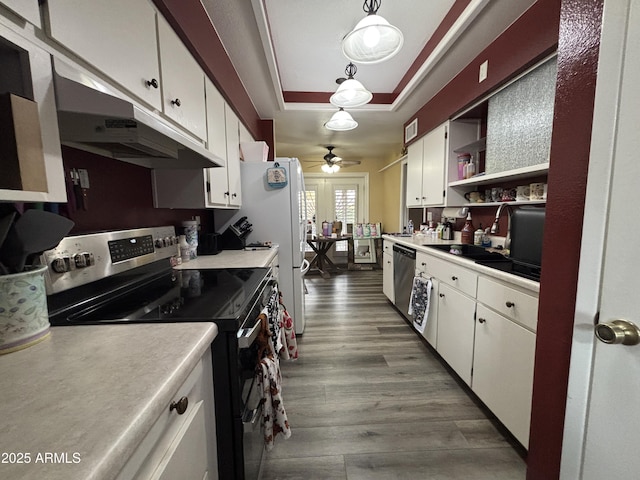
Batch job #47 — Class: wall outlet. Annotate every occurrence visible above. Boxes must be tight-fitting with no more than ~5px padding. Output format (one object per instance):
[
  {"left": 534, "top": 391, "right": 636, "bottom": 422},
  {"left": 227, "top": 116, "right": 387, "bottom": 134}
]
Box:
[{"left": 479, "top": 60, "right": 488, "bottom": 82}]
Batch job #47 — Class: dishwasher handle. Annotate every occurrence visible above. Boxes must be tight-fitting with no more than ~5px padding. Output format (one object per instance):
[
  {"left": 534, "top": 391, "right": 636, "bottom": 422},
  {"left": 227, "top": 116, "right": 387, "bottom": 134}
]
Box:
[{"left": 392, "top": 244, "right": 416, "bottom": 259}]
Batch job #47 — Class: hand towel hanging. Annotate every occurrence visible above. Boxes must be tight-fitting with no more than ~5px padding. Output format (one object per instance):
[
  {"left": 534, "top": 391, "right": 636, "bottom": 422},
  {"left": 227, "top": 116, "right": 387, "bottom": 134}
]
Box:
[{"left": 408, "top": 275, "right": 432, "bottom": 334}]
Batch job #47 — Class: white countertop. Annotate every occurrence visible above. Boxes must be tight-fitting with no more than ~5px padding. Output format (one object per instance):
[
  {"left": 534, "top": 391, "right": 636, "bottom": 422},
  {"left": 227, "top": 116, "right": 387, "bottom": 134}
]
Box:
[
  {"left": 382, "top": 234, "right": 539, "bottom": 293},
  {"left": 174, "top": 245, "right": 278, "bottom": 270},
  {"left": 0, "top": 323, "right": 218, "bottom": 480}
]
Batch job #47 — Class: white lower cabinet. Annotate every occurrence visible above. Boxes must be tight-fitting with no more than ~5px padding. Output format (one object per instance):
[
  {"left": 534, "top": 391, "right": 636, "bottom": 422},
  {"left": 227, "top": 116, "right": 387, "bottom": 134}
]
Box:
[
  {"left": 436, "top": 283, "right": 476, "bottom": 386},
  {"left": 382, "top": 250, "right": 394, "bottom": 303},
  {"left": 116, "top": 348, "right": 217, "bottom": 480},
  {"left": 472, "top": 304, "right": 536, "bottom": 448},
  {"left": 400, "top": 244, "right": 539, "bottom": 447}
]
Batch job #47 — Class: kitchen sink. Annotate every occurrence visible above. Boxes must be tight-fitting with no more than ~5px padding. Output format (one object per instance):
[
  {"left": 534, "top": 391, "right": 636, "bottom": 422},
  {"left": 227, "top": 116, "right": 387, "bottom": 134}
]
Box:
[{"left": 423, "top": 244, "right": 507, "bottom": 261}]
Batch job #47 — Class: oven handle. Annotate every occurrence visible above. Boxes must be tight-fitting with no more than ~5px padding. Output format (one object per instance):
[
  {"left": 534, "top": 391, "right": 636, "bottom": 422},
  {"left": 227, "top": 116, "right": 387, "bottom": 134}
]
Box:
[
  {"left": 237, "top": 319, "right": 262, "bottom": 349},
  {"left": 243, "top": 404, "right": 262, "bottom": 433}
]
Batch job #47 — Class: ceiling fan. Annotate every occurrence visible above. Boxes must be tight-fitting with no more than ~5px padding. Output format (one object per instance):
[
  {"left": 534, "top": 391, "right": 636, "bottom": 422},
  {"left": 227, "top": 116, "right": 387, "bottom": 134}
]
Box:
[{"left": 321, "top": 146, "right": 361, "bottom": 171}]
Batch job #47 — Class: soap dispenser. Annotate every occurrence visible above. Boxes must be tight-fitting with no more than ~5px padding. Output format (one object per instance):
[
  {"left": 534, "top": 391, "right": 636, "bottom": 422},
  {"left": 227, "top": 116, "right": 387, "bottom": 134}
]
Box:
[{"left": 461, "top": 212, "right": 475, "bottom": 245}]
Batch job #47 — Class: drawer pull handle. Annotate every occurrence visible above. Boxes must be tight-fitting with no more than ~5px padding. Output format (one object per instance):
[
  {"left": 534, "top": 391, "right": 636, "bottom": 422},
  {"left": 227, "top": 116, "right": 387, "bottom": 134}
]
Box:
[
  {"left": 439, "top": 293, "right": 445, "bottom": 298},
  {"left": 171, "top": 98, "right": 182, "bottom": 107},
  {"left": 146, "top": 78, "right": 158, "bottom": 89},
  {"left": 170, "top": 396, "right": 189, "bottom": 415},
  {"left": 478, "top": 317, "right": 486, "bottom": 324},
  {"left": 451, "top": 276, "right": 458, "bottom": 281},
  {"left": 505, "top": 301, "right": 515, "bottom": 308},
  {"left": 421, "top": 262, "right": 426, "bottom": 266}
]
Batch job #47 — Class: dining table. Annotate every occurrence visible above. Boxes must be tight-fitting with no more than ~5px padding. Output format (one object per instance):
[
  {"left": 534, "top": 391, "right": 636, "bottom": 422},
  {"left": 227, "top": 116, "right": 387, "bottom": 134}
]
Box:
[{"left": 306, "top": 234, "right": 352, "bottom": 278}]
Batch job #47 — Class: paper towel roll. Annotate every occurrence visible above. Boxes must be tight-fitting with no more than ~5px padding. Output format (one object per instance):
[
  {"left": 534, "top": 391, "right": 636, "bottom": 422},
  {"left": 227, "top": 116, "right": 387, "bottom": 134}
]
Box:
[{"left": 442, "top": 207, "right": 468, "bottom": 219}]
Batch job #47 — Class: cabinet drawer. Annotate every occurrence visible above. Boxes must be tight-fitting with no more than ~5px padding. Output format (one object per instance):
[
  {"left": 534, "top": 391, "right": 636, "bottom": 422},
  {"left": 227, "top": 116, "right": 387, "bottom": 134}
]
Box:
[
  {"left": 421, "top": 254, "right": 477, "bottom": 297},
  {"left": 477, "top": 276, "right": 538, "bottom": 332},
  {"left": 383, "top": 240, "right": 395, "bottom": 254}
]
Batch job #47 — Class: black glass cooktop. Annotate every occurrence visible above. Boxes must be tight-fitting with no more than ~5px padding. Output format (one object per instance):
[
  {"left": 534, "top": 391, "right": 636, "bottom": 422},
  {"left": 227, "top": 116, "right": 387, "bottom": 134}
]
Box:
[
  {"left": 48, "top": 264, "right": 271, "bottom": 329},
  {"left": 475, "top": 259, "right": 541, "bottom": 282}
]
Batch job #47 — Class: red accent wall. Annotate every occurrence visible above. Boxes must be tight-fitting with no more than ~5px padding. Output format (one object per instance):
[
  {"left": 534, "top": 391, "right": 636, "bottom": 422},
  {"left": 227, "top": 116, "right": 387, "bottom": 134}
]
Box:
[
  {"left": 527, "top": 0, "right": 604, "bottom": 478},
  {"left": 59, "top": 147, "right": 214, "bottom": 234},
  {"left": 405, "top": 0, "right": 560, "bottom": 143}
]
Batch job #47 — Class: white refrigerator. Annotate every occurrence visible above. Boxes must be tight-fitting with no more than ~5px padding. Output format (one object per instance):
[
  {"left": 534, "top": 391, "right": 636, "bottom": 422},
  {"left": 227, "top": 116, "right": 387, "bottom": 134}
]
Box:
[{"left": 235, "top": 158, "right": 307, "bottom": 334}]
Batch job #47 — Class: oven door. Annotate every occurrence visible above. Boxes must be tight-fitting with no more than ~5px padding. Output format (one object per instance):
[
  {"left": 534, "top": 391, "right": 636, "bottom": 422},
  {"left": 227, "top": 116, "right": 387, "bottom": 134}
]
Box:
[{"left": 236, "top": 281, "right": 276, "bottom": 480}]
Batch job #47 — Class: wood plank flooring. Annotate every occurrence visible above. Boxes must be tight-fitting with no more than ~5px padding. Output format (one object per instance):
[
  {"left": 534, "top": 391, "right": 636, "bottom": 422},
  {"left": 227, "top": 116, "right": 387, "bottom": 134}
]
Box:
[{"left": 261, "top": 270, "right": 526, "bottom": 480}]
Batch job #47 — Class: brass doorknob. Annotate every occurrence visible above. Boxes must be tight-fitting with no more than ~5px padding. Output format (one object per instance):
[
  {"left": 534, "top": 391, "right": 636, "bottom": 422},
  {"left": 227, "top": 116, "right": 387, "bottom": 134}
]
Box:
[{"left": 595, "top": 319, "right": 640, "bottom": 345}]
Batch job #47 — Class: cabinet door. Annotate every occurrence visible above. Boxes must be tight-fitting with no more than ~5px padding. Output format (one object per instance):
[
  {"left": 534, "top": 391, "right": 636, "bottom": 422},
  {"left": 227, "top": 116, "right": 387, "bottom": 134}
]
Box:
[
  {"left": 406, "top": 138, "right": 424, "bottom": 207},
  {"left": 45, "top": 0, "right": 161, "bottom": 110},
  {"left": 421, "top": 123, "right": 447, "bottom": 206},
  {"left": 150, "top": 400, "right": 208, "bottom": 480},
  {"left": 225, "top": 103, "right": 242, "bottom": 207},
  {"left": 205, "top": 78, "right": 229, "bottom": 207},
  {"left": 436, "top": 283, "right": 476, "bottom": 385},
  {"left": 382, "top": 251, "right": 394, "bottom": 302},
  {"left": 473, "top": 304, "right": 535, "bottom": 447},
  {"left": 157, "top": 15, "right": 206, "bottom": 141},
  {"left": 1, "top": 0, "right": 40, "bottom": 26}
]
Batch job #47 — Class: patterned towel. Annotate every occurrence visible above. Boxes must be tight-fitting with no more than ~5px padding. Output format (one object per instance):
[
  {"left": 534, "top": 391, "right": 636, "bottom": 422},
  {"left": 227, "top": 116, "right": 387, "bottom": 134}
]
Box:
[
  {"left": 257, "top": 355, "right": 291, "bottom": 450},
  {"left": 408, "top": 276, "right": 432, "bottom": 334}
]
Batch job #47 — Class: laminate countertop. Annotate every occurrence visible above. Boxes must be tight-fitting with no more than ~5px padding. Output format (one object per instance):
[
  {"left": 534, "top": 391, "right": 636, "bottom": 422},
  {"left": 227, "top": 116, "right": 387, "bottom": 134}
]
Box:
[
  {"left": 0, "top": 322, "right": 218, "bottom": 480},
  {"left": 174, "top": 245, "right": 278, "bottom": 270}
]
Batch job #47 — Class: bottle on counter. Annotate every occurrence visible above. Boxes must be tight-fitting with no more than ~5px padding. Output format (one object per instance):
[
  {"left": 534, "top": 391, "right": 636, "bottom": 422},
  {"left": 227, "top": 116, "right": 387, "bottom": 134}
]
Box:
[
  {"left": 474, "top": 223, "right": 484, "bottom": 246},
  {"left": 436, "top": 222, "right": 444, "bottom": 239},
  {"left": 461, "top": 212, "right": 475, "bottom": 245},
  {"left": 407, "top": 219, "right": 414, "bottom": 234},
  {"left": 482, "top": 227, "right": 492, "bottom": 247},
  {"left": 179, "top": 235, "right": 191, "bottom": 262}
]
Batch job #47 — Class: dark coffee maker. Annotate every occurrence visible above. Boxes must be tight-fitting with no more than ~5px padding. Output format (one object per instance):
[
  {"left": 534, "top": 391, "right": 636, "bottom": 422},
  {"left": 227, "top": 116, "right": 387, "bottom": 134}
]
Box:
[{"left": 219, "top": 216, "right": 253, "bottom": 250}]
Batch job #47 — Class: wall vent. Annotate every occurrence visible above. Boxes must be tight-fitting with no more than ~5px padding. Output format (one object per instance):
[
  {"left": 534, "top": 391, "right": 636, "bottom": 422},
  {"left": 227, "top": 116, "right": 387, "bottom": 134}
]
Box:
[{"left": 405, "top": 118, "right": 418, "bottom": 143}]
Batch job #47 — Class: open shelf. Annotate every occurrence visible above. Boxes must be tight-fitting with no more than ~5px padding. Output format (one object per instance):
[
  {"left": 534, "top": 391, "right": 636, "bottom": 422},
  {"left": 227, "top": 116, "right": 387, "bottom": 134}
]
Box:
[
  {"left": 463, "top": 200, "right": 546, "bottom": 208},
  {"left": 454, "top": 137, "right": 486, "bottom": 154},
  {"left": 449, "top": 162, "right": 549, "bottom": 188}
]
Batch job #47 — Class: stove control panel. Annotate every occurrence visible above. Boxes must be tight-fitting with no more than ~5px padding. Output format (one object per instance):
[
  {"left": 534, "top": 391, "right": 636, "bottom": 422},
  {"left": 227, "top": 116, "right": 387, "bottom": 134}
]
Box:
[{"left": 43, "top": 226, "right": 178, "bottom": 294}]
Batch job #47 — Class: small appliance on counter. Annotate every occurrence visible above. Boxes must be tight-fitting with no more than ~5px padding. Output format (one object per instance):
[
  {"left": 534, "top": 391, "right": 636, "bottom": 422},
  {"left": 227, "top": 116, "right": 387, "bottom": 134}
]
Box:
[
  {"left": 198, "top": 232, "right": 221, "bottom": 255},
  {"left": 220, "top": 216, "right": 253, "bottom": 250}
]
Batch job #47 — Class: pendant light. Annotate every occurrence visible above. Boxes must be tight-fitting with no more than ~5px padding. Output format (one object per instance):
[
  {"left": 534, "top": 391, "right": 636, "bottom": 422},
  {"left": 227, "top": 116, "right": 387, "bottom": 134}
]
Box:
[
  {"left": 342, "top": 0, "right": 403, "bottom": 64},
  {"left": 324, "top": 108, "right": 358, "bottom": 131},
  {"left": 330, "top": 63, "right": 373, "bottom": 108}
]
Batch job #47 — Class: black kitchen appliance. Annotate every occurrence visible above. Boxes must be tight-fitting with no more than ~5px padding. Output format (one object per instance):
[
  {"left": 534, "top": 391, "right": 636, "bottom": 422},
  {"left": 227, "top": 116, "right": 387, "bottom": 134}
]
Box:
[
  {"left": 43, "top": 227, "right": 272, "bottom": 480},
  {"left": 476, "top": 207, "right": 545, "bottom": 281},
  {"left": 199, "top": 232, "right": 221, "bottom": 255},
  {"left": 220, "top": 216, "right": 253, "bottom": 250}
]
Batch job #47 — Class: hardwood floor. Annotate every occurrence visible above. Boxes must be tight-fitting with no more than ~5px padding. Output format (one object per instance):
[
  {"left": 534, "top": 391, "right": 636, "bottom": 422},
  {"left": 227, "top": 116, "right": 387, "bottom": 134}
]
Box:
[{"left": 261, "top": 270, "right": 526, "bottom": 480}]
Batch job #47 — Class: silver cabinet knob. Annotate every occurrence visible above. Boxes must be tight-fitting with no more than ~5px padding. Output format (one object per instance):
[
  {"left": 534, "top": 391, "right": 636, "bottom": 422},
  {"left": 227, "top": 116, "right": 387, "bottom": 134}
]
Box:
[{"left": 595, "top": 319, "right": 640, "bottom": 345}]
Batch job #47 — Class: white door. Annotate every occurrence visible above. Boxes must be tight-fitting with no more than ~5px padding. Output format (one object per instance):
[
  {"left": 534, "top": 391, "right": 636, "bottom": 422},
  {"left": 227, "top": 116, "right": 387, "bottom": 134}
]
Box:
[{"left": 562, "top": 1, "right": 640, "bottom": 478}]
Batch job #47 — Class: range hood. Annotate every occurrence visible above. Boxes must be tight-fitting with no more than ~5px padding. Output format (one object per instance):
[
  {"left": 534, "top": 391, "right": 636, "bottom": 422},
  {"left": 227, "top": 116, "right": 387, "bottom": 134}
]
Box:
[{"left": 53, "top": 59, "right": 222, "bottom": 169}]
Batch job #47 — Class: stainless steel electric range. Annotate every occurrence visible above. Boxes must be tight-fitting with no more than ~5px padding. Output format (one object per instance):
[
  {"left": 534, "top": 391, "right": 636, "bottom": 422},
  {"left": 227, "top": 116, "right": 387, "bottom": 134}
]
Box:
[{"left": 44, "top": 226, "right": 273, "bottom": 480}]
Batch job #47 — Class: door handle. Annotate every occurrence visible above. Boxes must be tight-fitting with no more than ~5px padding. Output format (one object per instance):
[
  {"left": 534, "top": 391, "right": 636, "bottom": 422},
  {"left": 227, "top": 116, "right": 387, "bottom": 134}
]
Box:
[{"left": 595, "top": 319, "right": 640, "bottom": 345}]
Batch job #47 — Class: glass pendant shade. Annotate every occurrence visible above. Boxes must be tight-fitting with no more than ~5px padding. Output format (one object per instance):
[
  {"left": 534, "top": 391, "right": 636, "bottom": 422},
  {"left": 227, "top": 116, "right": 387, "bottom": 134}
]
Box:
[
  {"left": 330, "top": 78, "right": 373, "bottom": 108},
  {"left": 342, "top": 14, "right": 403, "bottom": 64},
  {"left": 325, "top": 108, "right": 358, "bottom": 131},
  {"left": 321, "top": 163, "right": 340, "bottom": 173}
]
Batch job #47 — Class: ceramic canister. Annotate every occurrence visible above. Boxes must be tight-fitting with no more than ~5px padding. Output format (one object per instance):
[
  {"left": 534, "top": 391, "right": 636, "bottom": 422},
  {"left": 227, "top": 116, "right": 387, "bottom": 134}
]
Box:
[{"left": 0, "top": 265, "right": 50, "bottom": 355}]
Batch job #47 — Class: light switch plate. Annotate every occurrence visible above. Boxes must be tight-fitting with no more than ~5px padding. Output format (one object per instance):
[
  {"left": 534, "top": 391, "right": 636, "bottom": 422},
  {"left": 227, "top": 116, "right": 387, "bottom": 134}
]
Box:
[{"left": 479, "top": 60, "right": 488, "bottom": 82}]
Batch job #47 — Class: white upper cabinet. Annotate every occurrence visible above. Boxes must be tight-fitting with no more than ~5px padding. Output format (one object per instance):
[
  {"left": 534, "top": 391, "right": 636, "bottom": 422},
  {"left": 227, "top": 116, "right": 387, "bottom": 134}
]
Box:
[
  {"left": 1, "top": 0, "right": 40, "bottom": 27},
  {"left": 223, "top": 103, "right": 242, "bottom": 208},
  {"left": 0, "top": 22, "right": 65, "bottom": 202},
  {"left": 44, "top": 0, "right": 162, "bottom": 111},
  {"left": 406, "top": 120, "right": 479, "bottom": 208},
  {"left": 156, "top": 14, "right": 206, "bottom": 142}
]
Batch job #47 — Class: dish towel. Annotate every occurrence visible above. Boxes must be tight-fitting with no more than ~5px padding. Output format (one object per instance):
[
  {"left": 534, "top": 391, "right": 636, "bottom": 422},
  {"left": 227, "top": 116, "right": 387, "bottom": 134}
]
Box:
[
  {"left": 408, "top": 276, "right": 432, "bottom": 334},
  {"left": 257, "top": 355, "right": 291, "bottom": 450}
]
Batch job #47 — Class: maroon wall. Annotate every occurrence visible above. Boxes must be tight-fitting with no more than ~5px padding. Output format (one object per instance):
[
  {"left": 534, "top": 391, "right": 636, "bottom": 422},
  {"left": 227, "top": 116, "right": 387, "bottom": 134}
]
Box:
[
  {"left": 405, "top": 0, "right": 561, "bottom": 144},
  {"left": 60, "top": 147, "right": 214, "bottom": 235},
  {"left": 527, "top": 0, "right": 604, "bottom": 478}
]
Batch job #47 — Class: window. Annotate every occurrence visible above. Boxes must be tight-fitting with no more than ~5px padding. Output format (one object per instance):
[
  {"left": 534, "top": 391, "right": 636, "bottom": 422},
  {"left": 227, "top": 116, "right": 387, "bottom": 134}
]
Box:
[{"left": 304, "top": 173, "right": 368, "bottom": 254}]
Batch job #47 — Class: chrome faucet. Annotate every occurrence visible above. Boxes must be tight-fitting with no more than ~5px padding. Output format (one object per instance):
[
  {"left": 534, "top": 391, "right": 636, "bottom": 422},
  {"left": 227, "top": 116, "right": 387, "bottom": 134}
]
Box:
[{"left": 491, "top": 203, "right": 513, "bottom": 251}]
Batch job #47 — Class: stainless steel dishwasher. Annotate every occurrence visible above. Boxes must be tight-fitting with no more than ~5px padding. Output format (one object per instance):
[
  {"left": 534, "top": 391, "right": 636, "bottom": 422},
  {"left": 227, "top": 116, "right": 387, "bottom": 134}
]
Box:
[{"left": 393, "top": 243, "right": 416, "bottom": 319}]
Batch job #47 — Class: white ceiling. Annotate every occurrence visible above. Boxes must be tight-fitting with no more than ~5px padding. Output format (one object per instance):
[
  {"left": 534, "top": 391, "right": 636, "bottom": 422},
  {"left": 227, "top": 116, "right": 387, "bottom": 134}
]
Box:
[{"left": 202, "top": 0, "right": 536, "bottom": 167}]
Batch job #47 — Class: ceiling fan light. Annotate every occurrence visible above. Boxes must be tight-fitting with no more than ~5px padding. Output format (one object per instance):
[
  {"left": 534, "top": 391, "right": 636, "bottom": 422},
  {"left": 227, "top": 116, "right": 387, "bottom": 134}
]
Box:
[
  {"left": 321, "top": 163, "right": 332, "bottom": 173},
  {"left": 325, "top": 108, "right": 358, "bottom": 131},
  {"left": 342, "top": 14, "right": 403, "bottom": 64},
  {"left": 330, "top": 78, "right": 373, "bottom": 108}
]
